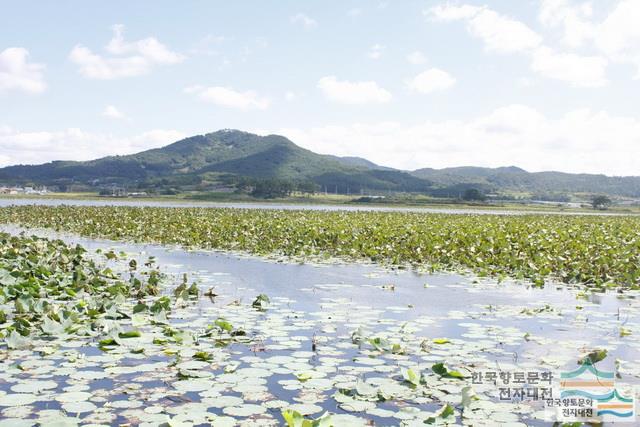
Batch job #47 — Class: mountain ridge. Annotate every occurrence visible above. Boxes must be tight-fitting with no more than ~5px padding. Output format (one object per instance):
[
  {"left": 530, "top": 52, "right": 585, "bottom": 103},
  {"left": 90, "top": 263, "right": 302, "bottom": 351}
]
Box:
[
  {"left": 1, "top": 129, "right": 639, "bottom": 198},
  {"left": 0, "top": 130, "right": 432, "bottom": 194}
]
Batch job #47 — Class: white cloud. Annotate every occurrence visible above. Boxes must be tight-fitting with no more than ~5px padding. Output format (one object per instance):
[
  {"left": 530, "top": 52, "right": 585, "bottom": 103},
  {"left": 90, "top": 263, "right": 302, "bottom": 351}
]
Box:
[
  {"left": 69, "top": 24, "right": 184, "bottom": 79},
  {"left": 184, "top": 85, "right": 270, "bottom": 110},
  {"left": 426, "top": 4, "right": 541, "bottom": 53},
  {"left": 102, "top": 105, "right": 126, "bottom": 120},
  {"left": 537, "top": 0, "right": 640, "bottom": 77},
  {"left": 367, "top": 44, "right": 385, "bottom": 60},
  {"left": 407, "top": 51, "right": 427, "bottom": 64},
  {"left": 317, "top": 76, "right": 392, "bottom": 105},
  {"left": 69, "top": 46, "right": 147, "bottom": 79},
  {"left": 264, "top": 105, "right": 640, "bottom": 176},
  {"left": 531, "top": 47, "right": 607, "bottom": 87},
  {"left": 290, "top": 13, "right": 317, "bottom": 30},
  {"left": 0, "top": 47, "right": 46, "bottom": 94},
  {"left": 596, "top": 0, "right": 640, "bottom": 77},
  {"left": 428, "top": 2, "right": 612, "bottom": 87},
  {"left": 105, "top": 25, "right": 183, "bottom": 63},
  {"left": 0, "top": 126, "right": 184, "bottom": 166},
  {"left": 468, "top": 8, "right": 542, "bottom": 53},
  {"left": 348, "top": 8, "right": 362, "bottom": 17},
  {"left": 539, "top": 0, "right": 595, "bottom": 48},
  {"left": 427, "top": 4, "right": 481, "bottom": 21},
  {"left": 407, "top": 68, "right": 456, "bottom": 93}
]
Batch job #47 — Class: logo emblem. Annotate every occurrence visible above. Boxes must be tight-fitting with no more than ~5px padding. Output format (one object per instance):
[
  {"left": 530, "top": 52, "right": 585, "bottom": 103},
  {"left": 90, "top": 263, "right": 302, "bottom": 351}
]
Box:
[{"left": 558, "top": 361, "right": 635, "bottom": 422}]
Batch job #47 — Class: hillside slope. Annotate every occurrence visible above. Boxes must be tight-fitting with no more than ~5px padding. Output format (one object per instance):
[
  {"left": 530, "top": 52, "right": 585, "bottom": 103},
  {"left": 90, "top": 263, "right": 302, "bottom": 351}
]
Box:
[
  {"left": 0, "top": 130, "right": 431, "bottom": 193},
  {"left": 412, "top": 166, "right": 640, "bottom": 197},
  {"left": 2, "top": 129, "right": 638, "bottom": 197}
]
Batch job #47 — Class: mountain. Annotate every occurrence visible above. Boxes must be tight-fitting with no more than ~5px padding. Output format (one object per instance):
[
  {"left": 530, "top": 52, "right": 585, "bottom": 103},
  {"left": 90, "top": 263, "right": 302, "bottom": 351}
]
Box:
[
  {"left": 327, "top": 155, "right": 394, "bottom": 170},
  {"left": 411, "top": 166, "right": 640, "bottom": 198},
  {"left": 0, "top": 130, "right": 431, "bottom": 194},
  {"left": 1, "top": 129, "right": 638, "bottom": 198}
]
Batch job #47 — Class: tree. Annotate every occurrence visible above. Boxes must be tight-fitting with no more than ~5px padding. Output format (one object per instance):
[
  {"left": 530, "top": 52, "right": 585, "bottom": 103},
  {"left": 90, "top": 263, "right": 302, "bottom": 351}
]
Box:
[
  {"left": 250, "top": 179, "right": 294, "bottom": 198},
  {"left": 297, "top": 180, "right": 319, "bottom": 195},
  {"left": 462, "top": 188, "right": 486, "bottom": 201},
  {"left": 591, "top": 195, "right": 612, "bottom": 210}
]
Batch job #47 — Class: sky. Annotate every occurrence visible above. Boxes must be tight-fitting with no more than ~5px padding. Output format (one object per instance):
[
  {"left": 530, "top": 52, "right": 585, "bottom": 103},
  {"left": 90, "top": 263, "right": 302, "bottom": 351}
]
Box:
[{"left": 1, "top": 0, "right": 639, "bottom": 176}]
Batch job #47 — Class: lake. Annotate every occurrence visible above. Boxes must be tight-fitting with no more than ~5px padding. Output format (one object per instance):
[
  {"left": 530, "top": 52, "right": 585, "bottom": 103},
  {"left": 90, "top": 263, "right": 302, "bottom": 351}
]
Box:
[
  {"left": 1, "top": 224, "right": 638, "bottom": 425},
  {"left": 0, "top": 197, "right": 629, "bottom": 216}
]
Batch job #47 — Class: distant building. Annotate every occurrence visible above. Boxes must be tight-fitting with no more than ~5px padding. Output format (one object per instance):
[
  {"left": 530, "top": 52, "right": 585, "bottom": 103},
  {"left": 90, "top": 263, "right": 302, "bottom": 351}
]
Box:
[{"left": 110, "top": 187, "right": 127, "bottom": 197}]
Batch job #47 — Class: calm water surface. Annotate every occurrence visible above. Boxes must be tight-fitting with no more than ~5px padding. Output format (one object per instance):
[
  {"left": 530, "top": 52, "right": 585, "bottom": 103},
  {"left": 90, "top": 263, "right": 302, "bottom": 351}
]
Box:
[
  {"left": 0, "top": 197, "right": 628, "bottom": 216},
  {"left": 1, "top": 225, "right": 638, "bottom": 426}
]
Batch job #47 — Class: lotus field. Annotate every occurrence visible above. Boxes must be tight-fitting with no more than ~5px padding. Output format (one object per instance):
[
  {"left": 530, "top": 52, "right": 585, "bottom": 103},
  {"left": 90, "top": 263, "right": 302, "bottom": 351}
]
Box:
[
  {"left": 0, "top": 205, "right": 638, "bottom": 287},
  {"left": 1, "top": 205, "right": 640, "bottom": 426}
]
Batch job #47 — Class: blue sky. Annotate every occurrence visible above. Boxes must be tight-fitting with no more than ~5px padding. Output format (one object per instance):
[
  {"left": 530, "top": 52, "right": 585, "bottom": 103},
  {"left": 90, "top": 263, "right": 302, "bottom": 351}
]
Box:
[{"left": 1, "top": 0, "right": 639, "bottom": 175}]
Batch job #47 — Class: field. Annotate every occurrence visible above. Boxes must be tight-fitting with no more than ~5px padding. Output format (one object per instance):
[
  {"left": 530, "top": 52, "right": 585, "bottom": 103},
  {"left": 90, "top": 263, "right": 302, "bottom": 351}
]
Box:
[
  {"left": 0, "top": 205, "right": 638, "bottom": 288},
  {"left": 1, "top": 205, "right": 640, "bottom": 426}
]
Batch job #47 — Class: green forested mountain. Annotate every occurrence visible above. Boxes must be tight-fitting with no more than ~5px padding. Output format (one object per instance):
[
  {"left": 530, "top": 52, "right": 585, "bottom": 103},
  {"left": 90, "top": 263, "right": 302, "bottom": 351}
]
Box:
[
  {"left": 1, "top": 129, "right": 638, "bottom": 198},
  {"left": 411, "top": 166, "right": 640, "bottom": 198},
  {"left": 0, "top": 130, "right": 430, "bottom": 193},
  {"left": 326, "top": 155, "right": 393, "bottom": 170}
]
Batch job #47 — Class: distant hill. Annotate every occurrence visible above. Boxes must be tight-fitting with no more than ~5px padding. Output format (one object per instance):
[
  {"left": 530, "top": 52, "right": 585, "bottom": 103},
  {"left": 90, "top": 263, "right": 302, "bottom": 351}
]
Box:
[
  {"left": 0, "top": 130, "right": 430, "bottom": 194},
  {"left": 411, "top": 166, "right": 640, "bottom": 198},
  {"left": 1, "top": 129, "right": 638, "bottom": 198},
  {"left": 326, "top": 155, "right": 394, "bottom": 170}
]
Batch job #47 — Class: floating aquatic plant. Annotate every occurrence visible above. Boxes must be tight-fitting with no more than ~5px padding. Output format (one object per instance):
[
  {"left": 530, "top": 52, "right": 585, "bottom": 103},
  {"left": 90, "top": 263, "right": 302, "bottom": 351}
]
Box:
[{"left": 1, "top": 205, "right": 639, "bottom": 287}]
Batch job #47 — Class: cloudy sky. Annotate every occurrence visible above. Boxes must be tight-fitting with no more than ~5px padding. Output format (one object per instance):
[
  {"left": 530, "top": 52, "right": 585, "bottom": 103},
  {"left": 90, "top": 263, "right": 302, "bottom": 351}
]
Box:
[{"left": 1, "top": 1, "right": 639, "bottom": 175}]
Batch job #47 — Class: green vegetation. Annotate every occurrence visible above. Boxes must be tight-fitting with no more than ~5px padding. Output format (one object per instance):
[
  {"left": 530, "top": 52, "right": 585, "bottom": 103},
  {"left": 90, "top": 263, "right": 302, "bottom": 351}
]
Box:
[
  {"left": 461, "top": 188, "right": 486, "bottom": 202},
  {"left": 0, "top": 232, "right": 515, "bottom": 425},
  {"left": 0, "top": 232, "right": 169, "bottom": 348},
  {"left": 591, "top": 194, "right": 612, "bottom": 210},
  {"left": 412, "top": 165, "right": 640, "bottom": 198},
  {"left": 1, "top": 214, "right": 638, "bottom": 425},
  {"left": 2, "top": 129, "right": 639, "bottom": 200},
  {"left": 1, "top": 205, "right": 639, "bottom": 287},
  {"left": 235, "top": 177, "right": 319, "bottom": 198},
  {"left": 0, "top": 130, "right": 430, "bottom": 195}
]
